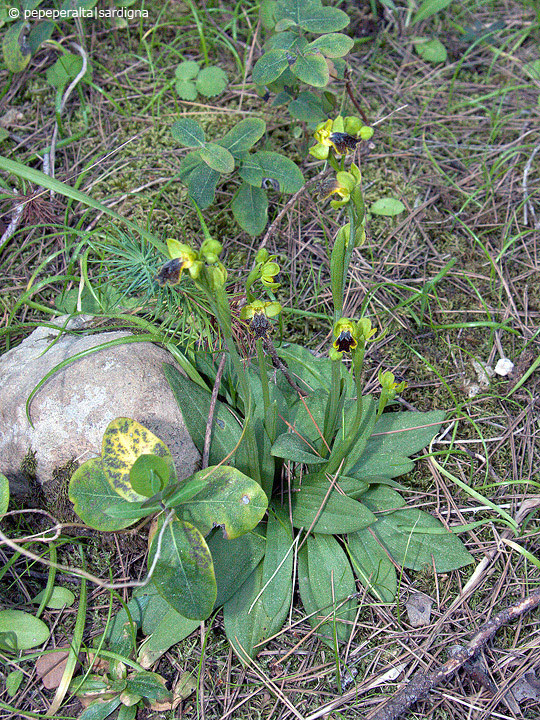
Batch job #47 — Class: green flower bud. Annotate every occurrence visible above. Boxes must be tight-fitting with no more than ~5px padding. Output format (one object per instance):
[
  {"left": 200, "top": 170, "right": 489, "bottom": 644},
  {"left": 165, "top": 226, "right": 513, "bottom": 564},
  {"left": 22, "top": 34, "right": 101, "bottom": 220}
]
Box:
[
  {"left": 329, "top": 346, "right": 344, "bottom": 361},
  {"left": 359, "top": 126, "right": 374, "bottom": 141},
  {"left": 200, "top": 238, "right": 223, "bottom": 257},
  {"left": 344, "top": 116, "right": 363, "bottom": 135},
  {"left": 357, "top": 318, "right": 377, "bottom": 343},
  {"left": 255, "top": 248, "right": 269, "bottom": 264}
]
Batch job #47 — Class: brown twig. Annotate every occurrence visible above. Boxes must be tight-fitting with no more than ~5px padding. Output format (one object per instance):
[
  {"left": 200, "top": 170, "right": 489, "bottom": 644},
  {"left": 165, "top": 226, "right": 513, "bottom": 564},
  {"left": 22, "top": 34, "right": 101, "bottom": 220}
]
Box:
[
  {"left": 344, "top": 69, "right": 369, "bottom": 124},
  {"left": 367, "top": 588, "right": 540, "bottom": 720},
  {"left": 258, "top": 172, "right": 330, "bottom": 250},
  {"left": 202, "top": 353, "right": 227, "bottom": 469}
]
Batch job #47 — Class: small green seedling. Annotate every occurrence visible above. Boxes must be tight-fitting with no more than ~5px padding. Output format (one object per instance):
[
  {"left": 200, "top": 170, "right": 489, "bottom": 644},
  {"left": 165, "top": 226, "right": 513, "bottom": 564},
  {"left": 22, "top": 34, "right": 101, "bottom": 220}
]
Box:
[{"left": 175, "top": 60, "right": 228, "bottom": 100}]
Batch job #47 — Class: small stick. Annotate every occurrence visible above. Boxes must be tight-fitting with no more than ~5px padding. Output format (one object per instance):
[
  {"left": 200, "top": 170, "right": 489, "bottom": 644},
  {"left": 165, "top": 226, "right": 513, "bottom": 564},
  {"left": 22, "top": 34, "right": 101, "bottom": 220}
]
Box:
[
  {"left": 262, "top": 336, "right": 308, "bottom": 397},
  {"left": 344, "top": 69, "right": 369, "bottom": 124},
  {"left": 258, "top": 172, "right": 330, "bottom": 250},
  {"left": 367, "top": 587, "right": 540, "bottom": 720},
  {"left": 202, "top": 353, "right": 227, "bottom": 469}
]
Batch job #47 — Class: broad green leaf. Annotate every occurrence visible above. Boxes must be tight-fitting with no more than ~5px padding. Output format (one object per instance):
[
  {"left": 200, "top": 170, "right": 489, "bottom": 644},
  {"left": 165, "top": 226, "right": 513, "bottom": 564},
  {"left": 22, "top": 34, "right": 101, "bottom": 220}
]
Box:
[
  {"left": 138, "top": 605, "right": 197, "bottom": 667},
  {"left": 196, "top": 66, "right": 228, "bottom": 97},
  {"left": 275, "top": 0, "right": 349, "bottom": 33},
  {"left": 171, "top": 117, "right": 206, "bottom": 148},
  {"left": 360, "top": 484, "right": 406, "bottom": 512},
  {"left": 78, "top": 698, "right": 122, "bottom": 720},
  {"left": 272, "top": 90, "right": 293, "bottom": 107},
  {"left": 372, "top": 508, "right": 474, "bottom": 572},
  {"left": 175, "top": 79, "right": 198, "bottom": 101},
  {"left": 271, "top": 432, "right": 326, "bottom": 464},
  {"left": 163, "top": 364, "right": 245, "bottom": 468},
  {"left": 329, "top": 475, "right": 370, "bottom": 498},
  {"left": 289, "top": 388, "right": 329, "bottom": 445},
  {"left": 308, "top": 33, "right": 354, "bottom": 58},
  {"left": 149, "top": 518, "right": 216, "bottom": 620},
  {"left": 347, "top": 529, "right": 397, "bottom": 602},
  {"left": 101, "top": 418, "right": 174, "bottom": 502},
  {"left": 199, "top": 143, "right": 235, "bottom": 174},
  {"left": 104, "top": 594, "right": 148, "bottom": 652},
  {"left": 262, "top": 511, "right": 294, "bottom": 617},
  {"left": 161, "top": 476, "right": 209, "bottom": 508},
  {"left": 5, "top": 669, "right": 23, "bottom": 697},
  {"left": 413, "top": 37, "right": 448, "bottom": 63},
  {"left": 412, "top": 0, "right": 453, "bottom": 25},
  {"left": 260, "top": 0, "right": 278, "bottom": 29},
  {"left": 186, "top": 161, "right": 220, "bottom": 209},
  {"left": 252, "top": 49, "right": 290, "bottom": 85},
  {"left": 0, "top": 473, "right": 9, "bottom": 515},
  {"left": 276, "top": 343, "right": 354, "bottom": 398},
  {"left": 273, "top": 18, "right": 298, "bottom": 32},
  {"left": 265, "top": 30, "right": 301, "bottom": 52},
  {"left": 292, "top": 477, "right": 376, "bottom": 534},
  {"left": 292, "top": 52, "right": 329, "bottom": 87},
  {"left": 126, "top": 672, "right": 172, "bottom": 703},
  {"left": 69, "top": 458, "right": 135, "bottom": 531},
  {"left": 345, "top": 409, "right": 445, "bottom": 479},
  {"left": 238, "top": 156, "right": 264, "bottom": 188},
  {"left": 0, "top": 610, "right": 50, "bottom": 651},
  {"left": 231, "top": 182, "right": 268, "bottom": 236},
  {"left": 337, "top": 396, "right": 378, "bottom": 470},
  {"left": 370, "top": 197, "right": 405, "bottom": 216},
  {"left": 178, "top": 150, "right": 203, "bottom": 181},
  {"left": 175, "top": 60, "right": 200, "bottom": 80},
  {"left": 223, "top": 561, "right": 289, "bottom": 660},
  {"left": 130, "top": 454, "right": 170, "bottom": 498},
  {"left": 103, "top": 501, "right": 154, "bottom": 520},
  {"left": 2, "top": 21, "right": 31, "bottom": 73},
  {"left": 251, "top": 151, "right": 304, "bottom": 193},
  {"left": 208, "top": 529, "right": 266, "bottom": 607},
  {"left": 298, "top": 534, "right": 356, "bottom": 647},
  {"left": 33, "top": 586, "right": 75, "bottom": 609},
  {"left": 288, "top": 91, "right": 327, "bottom": 122},
  {"left": 27, "top": 20, "right": 54, "bottom": 54},
  {"left": 45, "top": 53, "right": 88, "bottom": 92},
  {"left": 218, "top": 118, "right": 266, "bottom": 157},
  {"left": 175, "top": 466, "right": 268, "bottom": 539}
]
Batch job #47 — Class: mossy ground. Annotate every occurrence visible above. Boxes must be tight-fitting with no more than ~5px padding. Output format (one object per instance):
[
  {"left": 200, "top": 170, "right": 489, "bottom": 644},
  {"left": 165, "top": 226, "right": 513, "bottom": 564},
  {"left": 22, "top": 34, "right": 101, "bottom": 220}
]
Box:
[{"left": 1, "top": 1, "right": 539, "bottom": 718}]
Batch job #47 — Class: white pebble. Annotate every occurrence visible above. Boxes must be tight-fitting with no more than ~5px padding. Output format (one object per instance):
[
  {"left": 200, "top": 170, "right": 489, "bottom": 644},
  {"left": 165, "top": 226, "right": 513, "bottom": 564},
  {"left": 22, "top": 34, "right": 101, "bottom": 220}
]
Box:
[{"left": 494, "top": 358, "right": 514, "bottom": 376}]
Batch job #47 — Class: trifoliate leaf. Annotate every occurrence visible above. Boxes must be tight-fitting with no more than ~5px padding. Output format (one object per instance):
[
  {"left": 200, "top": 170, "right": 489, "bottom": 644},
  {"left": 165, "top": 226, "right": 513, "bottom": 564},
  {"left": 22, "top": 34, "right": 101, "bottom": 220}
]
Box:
[{"left": 196, "top": 66, "right": 228, "bottom": 97}]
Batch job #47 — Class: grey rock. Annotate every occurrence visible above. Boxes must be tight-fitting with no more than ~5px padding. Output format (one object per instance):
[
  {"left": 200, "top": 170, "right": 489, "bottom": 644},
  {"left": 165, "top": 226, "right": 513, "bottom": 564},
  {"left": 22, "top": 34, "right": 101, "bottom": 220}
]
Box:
[{"left": 0, "top": 316, "right": 200, "bottom": 498}]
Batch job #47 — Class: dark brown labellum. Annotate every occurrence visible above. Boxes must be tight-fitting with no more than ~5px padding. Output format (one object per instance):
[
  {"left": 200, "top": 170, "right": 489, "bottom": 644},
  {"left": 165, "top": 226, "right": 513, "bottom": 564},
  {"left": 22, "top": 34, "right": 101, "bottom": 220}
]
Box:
[
  {"left": 334, "top": 329, "right": 357, "bottom": 352},
  {"left": 330, "top": 132, "right": 361, "bottom": 154},
  {"left": 156, "top": 258, "right": 182, "bottom": 286}
]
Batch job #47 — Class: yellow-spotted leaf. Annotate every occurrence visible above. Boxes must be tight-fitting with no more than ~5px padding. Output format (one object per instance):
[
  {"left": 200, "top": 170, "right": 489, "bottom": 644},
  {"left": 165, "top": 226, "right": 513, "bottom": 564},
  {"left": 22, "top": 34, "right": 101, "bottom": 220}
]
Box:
[
  {"left": 69, "top": 457, "right": 136, "bottom": 531},
  {"left": 101, "top": 418, "right": 174, "bottom": 502}
]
